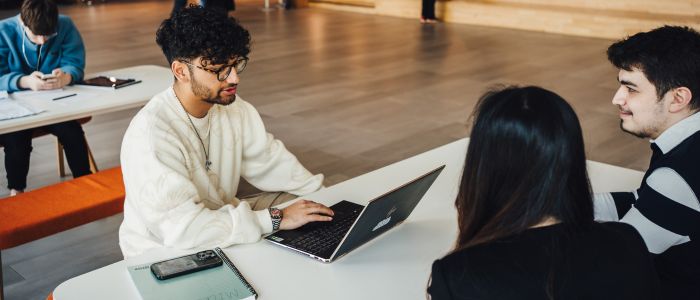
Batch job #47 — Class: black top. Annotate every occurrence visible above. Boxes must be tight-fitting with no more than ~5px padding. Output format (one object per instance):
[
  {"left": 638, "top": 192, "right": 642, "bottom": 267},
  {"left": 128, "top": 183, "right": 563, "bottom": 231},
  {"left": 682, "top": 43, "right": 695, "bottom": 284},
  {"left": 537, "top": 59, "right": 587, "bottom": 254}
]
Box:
[{"left": 428, "top": 222, "right": 659, "bottom": 300}]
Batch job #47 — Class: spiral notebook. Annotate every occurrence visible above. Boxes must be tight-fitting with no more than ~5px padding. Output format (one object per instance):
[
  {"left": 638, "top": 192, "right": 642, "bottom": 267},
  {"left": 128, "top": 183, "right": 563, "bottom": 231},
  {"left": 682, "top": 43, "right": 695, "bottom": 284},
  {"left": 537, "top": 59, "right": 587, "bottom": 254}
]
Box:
[{"left": 128, "top": 248, "right": 257, "bottom": 300}]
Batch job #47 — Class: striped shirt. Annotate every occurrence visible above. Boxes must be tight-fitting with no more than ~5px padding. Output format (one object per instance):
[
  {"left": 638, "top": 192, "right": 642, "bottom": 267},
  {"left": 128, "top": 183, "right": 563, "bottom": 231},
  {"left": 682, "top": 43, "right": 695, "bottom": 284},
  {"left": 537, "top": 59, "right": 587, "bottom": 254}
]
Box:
[{"left": 595, "top": 112, "right": 700, "bottom": 299}]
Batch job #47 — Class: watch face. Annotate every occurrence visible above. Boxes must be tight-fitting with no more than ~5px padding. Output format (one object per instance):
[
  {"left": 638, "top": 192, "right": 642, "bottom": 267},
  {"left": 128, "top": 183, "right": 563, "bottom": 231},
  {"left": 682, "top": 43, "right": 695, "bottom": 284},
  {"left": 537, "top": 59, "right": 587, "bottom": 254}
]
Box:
[{"left": 270, "top": 208, "right": 282, "bottom": 219}]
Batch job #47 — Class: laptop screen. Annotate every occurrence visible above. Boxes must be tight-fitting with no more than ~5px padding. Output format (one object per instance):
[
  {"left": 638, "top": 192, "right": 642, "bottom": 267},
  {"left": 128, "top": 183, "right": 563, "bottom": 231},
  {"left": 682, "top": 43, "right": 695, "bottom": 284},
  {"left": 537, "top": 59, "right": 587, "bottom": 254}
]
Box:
[{"left": 331, "top": 165, "right": 445, "bottom": 260}]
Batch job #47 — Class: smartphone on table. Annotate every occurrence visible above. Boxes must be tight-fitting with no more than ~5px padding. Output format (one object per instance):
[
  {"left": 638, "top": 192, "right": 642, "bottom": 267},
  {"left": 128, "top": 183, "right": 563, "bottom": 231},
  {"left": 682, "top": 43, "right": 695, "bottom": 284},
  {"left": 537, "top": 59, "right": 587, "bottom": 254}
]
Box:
[{"left": 150, "top": 250, "right": 223, "bottom": 280}]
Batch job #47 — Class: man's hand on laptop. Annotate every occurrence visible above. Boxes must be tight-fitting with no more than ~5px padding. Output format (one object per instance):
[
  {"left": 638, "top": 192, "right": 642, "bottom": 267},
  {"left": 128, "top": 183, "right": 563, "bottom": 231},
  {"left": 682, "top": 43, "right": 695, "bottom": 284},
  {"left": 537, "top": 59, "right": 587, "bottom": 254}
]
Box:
[{"left": 280, "top": 200, "right": 334, "bottom": 230}]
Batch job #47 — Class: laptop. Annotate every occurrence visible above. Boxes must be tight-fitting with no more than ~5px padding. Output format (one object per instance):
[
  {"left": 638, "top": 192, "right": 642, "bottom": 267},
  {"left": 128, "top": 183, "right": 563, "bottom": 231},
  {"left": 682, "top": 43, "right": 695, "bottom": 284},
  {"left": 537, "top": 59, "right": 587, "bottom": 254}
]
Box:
[{"left": 265, "top": 165, "right": 445, "bottom": 263}]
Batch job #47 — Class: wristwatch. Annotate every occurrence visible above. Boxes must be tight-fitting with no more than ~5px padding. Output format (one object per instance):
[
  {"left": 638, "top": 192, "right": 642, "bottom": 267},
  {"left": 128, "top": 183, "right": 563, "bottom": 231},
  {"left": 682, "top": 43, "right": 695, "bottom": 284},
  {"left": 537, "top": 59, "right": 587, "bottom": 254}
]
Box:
[{"left": 269, "top": 208, "right": 283, "bottom": 231}]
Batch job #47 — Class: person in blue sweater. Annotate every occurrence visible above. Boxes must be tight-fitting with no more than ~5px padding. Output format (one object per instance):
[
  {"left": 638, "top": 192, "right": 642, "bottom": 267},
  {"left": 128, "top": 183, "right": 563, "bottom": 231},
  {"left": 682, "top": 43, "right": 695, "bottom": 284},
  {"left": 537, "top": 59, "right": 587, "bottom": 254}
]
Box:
[{"left": 0, "top": 0, "right": 91, "bottom": 196}]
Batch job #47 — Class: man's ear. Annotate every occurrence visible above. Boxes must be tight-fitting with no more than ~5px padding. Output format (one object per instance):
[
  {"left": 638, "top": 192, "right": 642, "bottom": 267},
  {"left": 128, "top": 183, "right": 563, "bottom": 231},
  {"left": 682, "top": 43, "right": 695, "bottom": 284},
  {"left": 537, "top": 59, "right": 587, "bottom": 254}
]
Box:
[
  {"left": 668, "top": 87, "right": 693, "bottom": 113},
  {"left": 171, "top": 61, "right": 190, "bottom": 83}
]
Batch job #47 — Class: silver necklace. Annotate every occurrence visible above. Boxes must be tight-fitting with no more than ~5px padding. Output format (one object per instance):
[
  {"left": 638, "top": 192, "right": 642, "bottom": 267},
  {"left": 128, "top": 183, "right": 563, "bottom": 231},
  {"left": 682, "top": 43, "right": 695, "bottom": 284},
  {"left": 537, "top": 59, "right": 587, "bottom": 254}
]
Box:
[{"left": 174, "top": 90, "right": 212, "bottom": 171}]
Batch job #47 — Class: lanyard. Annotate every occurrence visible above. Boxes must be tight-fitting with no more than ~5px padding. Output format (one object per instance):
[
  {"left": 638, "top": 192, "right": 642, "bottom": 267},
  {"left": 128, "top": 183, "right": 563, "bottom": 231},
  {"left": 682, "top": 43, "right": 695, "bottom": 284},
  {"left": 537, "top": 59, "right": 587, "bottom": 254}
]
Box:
[
  {"left": 22, "top": 31, "right": 43, "bottom": 71},
  {"left": 19, "top": 17, "right": 44, "bottom": 72}
]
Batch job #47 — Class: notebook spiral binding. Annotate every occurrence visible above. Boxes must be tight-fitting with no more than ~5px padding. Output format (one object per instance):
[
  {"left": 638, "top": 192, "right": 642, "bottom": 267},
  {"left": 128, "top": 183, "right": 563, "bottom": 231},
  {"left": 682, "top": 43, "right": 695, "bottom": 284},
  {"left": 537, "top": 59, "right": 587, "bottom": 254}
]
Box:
[{"left": 214, "top": 247, "right": 258, "bottom": 298}]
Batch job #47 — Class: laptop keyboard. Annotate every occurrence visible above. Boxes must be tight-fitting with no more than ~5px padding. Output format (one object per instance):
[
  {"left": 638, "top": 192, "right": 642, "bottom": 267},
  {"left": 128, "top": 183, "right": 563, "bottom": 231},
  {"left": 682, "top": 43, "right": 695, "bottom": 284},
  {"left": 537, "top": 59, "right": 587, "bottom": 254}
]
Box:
[{"left": 287, "top": 205, "right": 362, "bottom": 256}]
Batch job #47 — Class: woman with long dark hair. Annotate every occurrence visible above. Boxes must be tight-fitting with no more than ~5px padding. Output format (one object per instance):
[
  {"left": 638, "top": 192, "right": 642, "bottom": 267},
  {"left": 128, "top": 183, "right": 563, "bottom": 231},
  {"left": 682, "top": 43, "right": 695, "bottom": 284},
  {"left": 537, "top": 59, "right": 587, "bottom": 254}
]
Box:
[{"left": 427, "top": 86, "right": 658, "bottom": 299}]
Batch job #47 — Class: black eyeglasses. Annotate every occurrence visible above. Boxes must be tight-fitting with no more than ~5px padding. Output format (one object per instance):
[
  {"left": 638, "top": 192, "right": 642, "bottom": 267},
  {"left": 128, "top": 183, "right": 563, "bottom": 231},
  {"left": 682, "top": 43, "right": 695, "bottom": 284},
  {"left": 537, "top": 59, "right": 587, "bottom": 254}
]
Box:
[{"left": 181, "top": 57, "right": 248, "bottom": 81}]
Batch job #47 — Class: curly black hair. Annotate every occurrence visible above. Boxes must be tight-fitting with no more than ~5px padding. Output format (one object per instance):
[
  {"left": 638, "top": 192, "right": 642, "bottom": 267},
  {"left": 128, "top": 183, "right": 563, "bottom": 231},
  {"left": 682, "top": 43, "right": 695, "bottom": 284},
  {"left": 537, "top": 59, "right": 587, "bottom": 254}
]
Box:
[
  {"left": 607, "top": 26, "right": 700, "bottom": 110},
  {"left": 156, "top": 5, "right": 251, "bottom": 66}
]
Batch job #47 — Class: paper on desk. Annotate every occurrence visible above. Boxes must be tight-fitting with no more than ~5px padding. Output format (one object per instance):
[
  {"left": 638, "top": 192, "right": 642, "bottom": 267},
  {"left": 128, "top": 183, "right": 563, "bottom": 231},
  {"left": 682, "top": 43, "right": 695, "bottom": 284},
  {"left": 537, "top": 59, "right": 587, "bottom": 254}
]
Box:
[
  {"left": 11, "top": 89, "right": 70, "bottom": 101},
  {"left": 0, "top": 98, "right": 43, "bottom": 121},
  {"left": 11, "top": 89, "right": 98, "bottom": 106}
]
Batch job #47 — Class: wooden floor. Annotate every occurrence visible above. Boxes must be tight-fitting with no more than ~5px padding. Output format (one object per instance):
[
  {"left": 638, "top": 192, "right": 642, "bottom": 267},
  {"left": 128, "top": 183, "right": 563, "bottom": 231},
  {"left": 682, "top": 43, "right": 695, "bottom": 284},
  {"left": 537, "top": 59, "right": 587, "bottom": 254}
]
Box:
[{"left": 1, "top": 0, "right": 652, "bottom": 299}]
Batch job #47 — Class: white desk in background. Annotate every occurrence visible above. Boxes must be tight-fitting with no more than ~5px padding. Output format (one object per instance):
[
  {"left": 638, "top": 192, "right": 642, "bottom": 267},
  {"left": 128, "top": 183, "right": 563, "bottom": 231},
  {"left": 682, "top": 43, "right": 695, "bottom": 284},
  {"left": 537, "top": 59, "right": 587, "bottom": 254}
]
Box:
[
  {"left": 0, "top": 65, "right": 172, "bottom": 135},
  {"left": 53, "top": 138, "right": 644, "bottom": 300}
]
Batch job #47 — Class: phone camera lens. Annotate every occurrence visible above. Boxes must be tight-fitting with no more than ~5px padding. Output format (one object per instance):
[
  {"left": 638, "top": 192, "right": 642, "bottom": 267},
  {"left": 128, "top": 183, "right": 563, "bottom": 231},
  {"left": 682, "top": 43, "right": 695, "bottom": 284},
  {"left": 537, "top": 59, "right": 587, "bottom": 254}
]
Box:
[{"left": 196, "top": 250, "right": 216, "bottom": 260}]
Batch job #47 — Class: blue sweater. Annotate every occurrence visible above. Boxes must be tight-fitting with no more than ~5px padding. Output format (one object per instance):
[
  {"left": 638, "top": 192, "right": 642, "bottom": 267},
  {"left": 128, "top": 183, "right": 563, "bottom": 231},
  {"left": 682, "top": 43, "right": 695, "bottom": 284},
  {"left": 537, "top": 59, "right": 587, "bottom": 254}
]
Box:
[{"left": 0, "top": 15, "right": 85, "bottom": 92}]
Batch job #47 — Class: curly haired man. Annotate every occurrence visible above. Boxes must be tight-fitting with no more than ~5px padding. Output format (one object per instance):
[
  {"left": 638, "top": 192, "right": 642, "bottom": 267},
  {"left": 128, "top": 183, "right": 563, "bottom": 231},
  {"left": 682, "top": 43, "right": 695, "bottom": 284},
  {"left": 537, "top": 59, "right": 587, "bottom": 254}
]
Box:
[{"left": 118, "top": 6, "right": 333, "bottom": 258}]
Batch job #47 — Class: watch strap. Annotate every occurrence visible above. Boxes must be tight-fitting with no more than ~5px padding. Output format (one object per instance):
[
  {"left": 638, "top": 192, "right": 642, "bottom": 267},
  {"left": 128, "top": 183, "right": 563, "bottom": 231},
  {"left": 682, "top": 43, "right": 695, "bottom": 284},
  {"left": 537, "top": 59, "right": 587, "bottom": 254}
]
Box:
[{"left": 269, "top": 208, "right": 282, "bottom": 231}]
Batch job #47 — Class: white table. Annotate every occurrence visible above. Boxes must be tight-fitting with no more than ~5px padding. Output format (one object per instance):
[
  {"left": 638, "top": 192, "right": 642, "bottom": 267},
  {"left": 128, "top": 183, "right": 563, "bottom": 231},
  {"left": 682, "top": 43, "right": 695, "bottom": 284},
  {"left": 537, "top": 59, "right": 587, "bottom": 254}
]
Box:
[
  {"left": 53, "top": 138, "right": 644, "bottom": 300},
  {"left": 0, "top": 65, "right": 172, "bottom": 135}
]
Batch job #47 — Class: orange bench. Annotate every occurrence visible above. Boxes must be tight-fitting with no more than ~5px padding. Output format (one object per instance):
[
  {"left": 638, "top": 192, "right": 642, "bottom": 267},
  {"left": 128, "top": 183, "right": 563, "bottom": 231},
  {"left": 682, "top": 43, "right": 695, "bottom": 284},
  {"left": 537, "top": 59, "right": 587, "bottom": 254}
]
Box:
[{"left": 0, "top": 167, "right": 125, "bottom": 300}]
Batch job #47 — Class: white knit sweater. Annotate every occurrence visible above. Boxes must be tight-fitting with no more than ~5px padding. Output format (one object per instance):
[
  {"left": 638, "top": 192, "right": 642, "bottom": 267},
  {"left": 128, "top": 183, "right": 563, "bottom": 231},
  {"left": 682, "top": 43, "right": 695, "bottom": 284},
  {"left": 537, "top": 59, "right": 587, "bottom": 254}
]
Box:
[{"left": 118, "top": 87, "right": 323, "bottom": 258}]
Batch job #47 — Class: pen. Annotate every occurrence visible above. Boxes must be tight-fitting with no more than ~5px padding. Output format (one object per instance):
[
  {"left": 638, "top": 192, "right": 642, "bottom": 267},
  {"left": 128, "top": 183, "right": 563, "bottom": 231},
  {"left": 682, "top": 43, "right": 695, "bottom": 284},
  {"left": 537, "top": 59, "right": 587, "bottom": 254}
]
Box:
[
  {"left": 114, "top": 80, "right": 142, "bottom": 89},
  {"left": 52, "top": 93, "right": 77, "bottom": 101}
]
